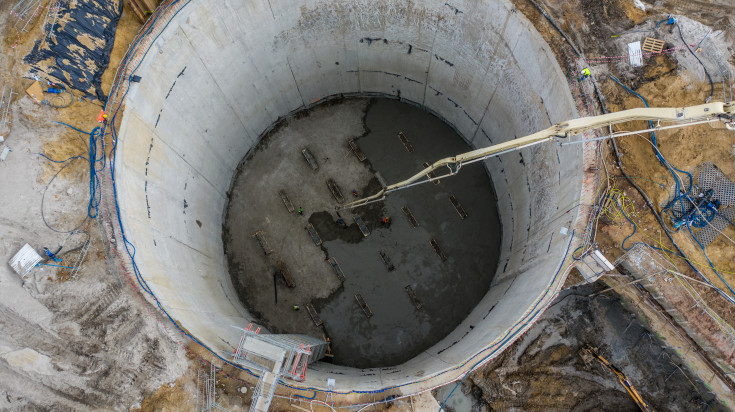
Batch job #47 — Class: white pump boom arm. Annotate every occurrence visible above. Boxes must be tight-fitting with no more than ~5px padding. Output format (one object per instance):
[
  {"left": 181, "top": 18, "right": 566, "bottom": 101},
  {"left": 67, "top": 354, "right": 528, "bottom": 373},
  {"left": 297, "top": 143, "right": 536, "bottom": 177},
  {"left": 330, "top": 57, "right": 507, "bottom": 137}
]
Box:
[{"left": 340, "top": 101, "right": 735, "bottom": 210}]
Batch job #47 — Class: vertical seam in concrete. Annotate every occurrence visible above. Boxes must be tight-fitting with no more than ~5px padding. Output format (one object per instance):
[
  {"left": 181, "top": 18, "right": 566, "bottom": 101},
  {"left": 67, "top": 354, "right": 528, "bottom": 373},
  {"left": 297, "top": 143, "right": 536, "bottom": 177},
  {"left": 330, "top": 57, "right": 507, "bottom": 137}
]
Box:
[
  {"left": 151, "top": 131, "right": 225, "bottom": 198},
  {"left": 471, "top": 9, "right": 512, "bottom": 142},
  {"left": 421, "top": 31, "right": 438, "bottom": 106},
  {"left": 287, "top": 56, "right": 306, "bottom": 107},
  {"left": 179, "top": 28, "right": 255, "bottom": 145},
  {"left": 356, "top": 39, "right": 362, "bottom": 92},
  {"left": 266, "top": 0, "right": 276, "bottom": 20}
]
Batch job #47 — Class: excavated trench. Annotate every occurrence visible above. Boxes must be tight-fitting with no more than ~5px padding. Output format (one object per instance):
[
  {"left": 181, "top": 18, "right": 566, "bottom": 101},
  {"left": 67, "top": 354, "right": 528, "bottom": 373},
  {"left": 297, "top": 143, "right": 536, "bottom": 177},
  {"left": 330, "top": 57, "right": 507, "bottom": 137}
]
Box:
[{"left": 113, "top": 0, "right": 587, "bottom": 392}]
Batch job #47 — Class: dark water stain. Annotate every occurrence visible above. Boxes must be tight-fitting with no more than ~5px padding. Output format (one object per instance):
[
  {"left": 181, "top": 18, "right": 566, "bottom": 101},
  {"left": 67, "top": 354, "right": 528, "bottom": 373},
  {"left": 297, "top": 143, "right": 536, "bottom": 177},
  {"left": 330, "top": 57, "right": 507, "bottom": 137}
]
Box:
[{"left": 308, "top": 178, "right": 387, "bottom": 244}]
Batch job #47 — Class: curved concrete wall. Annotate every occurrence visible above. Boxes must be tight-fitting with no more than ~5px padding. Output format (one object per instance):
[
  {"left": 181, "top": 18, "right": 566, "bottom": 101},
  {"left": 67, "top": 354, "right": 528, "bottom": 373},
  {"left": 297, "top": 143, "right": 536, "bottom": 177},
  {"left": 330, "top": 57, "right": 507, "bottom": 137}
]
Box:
[{"left": 115, "top": 0, "right": 583, "bottom": 392}]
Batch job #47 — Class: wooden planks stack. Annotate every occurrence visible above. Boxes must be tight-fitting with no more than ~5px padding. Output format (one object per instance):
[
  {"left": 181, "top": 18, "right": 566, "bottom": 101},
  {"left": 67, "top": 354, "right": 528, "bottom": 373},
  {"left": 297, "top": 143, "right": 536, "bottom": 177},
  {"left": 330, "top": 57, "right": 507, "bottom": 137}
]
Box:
[{"left": 126, "top": 0, "right": 159, "bottom": 23}]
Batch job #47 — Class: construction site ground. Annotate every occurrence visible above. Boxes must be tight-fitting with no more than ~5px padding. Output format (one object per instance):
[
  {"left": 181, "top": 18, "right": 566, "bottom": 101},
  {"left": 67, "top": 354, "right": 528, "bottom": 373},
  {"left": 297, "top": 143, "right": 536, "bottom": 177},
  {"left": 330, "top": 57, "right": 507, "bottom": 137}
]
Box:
[{"left": 0, "top": 0, "right": 734, "bottom": 410}]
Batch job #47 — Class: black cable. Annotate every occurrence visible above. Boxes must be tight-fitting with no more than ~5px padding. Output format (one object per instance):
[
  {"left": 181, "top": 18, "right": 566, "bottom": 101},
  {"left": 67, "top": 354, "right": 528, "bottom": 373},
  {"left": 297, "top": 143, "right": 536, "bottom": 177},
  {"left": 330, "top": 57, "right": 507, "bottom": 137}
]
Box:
[
  {"left": 41, "top": 157, "right": 89, "bottom": 233},
  {"left": 526, "top": 0, "right": 582, "bottom": 57},
  {"left": 45, "top": 90, "right": 75, "bottom": 108},
  {"left": 676, "top": 23, "right": 714, "bottom": 103}
]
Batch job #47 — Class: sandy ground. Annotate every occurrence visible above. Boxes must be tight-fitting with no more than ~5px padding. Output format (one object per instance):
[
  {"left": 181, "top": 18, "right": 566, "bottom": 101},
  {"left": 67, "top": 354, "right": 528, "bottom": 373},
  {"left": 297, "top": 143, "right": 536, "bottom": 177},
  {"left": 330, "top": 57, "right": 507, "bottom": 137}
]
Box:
[
  {"left": 0, "top": 2, "right": 190, "bottom": 411},
  {"left": 0, "top": 0, "right": 733, "bottom": 410}
]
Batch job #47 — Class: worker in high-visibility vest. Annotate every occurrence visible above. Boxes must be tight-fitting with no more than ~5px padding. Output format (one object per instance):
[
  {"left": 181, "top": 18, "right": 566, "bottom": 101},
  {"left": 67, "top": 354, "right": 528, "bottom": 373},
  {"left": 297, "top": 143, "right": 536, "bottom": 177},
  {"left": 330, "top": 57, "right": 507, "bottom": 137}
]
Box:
[{"left": 580, "top": 68, "right": 591, "bottom": 81}]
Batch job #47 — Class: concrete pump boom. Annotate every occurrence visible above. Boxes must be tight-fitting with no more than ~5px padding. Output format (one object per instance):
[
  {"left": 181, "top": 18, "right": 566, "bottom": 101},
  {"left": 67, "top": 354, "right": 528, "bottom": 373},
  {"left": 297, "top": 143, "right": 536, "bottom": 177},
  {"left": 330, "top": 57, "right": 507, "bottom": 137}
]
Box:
[{"left": 339, "top": 102, "right": 735, "bottom": 210}]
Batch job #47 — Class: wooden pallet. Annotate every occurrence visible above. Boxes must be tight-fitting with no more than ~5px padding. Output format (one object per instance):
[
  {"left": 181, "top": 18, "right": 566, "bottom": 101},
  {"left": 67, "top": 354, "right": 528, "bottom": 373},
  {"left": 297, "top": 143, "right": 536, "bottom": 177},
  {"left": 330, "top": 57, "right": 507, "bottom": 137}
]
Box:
[
  {"left": 402, "top": 206, "right": 419, "bottom": 228},
  {"left": 306, "top": 223, "right": 322, "bottom": 246},
  {"left": 354, "top": 294, "right": 373, "bottom": 318},
  {"left": 328, "top": 257, "right": 346, "bottom": 282},
  {"left": 422, "top": 162, "right": 440, "bottom": 185},
  {"left": 326, "top": 178, "right": 345, "bottom": 203},
  {"left": 306, "top": 303, "right": 323, "bottom": 326},
  {"left": 126, "top": 0, "right": 159, "bottom": 23},
  {"left": 252, "top": 230, "right": 273, "bottom": 255},
  {"left": 379, "top": 250, "right": 395, "bottom": 271},
  {"left": 397, "top": 132, "right": 414, "bottom": 153},
  {"left": 348, "top": 139, "right": 366, "bottom": 161},
  {"left": 301, "top": 148, "right": 319, "bottom": 170},
  {"left": 641, "top": 37, "right": 665, "bottom": 54},
  {"left": 276, "top": 261, "right": 295, "bottom": 288},
  {"left": 353, "top": 215, "right": 370, "bottom": 237},
  {"left": 429, "top": 238, "right": 447, "bottom": 262},
  {"left": 405, "top": 285, "right": 423, "bottom": 310},
  {"left": 449, "top": 195, "right": 468, "bottom": 220},
  {"left": 279, "top": 190, "right": 295, "bottom": 213}
]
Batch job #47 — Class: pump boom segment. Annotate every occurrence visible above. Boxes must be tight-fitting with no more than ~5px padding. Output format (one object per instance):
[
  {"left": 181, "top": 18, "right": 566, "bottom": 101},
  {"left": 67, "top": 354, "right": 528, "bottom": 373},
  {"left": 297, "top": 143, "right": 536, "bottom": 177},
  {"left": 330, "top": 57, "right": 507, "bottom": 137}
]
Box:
[{"left": 338, "top": 102, "right": 735, "bottom": 210}]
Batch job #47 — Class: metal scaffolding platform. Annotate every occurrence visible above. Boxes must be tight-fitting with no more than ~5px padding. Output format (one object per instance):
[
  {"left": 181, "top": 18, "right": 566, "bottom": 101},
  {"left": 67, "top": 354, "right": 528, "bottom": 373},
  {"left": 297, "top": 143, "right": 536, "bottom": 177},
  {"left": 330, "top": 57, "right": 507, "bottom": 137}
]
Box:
[
  {"left": 196, "top": 360, "right": 229, "bottom": 411},
  {"left": 232, "top": 324, "right": 328, "bottom": 412}
]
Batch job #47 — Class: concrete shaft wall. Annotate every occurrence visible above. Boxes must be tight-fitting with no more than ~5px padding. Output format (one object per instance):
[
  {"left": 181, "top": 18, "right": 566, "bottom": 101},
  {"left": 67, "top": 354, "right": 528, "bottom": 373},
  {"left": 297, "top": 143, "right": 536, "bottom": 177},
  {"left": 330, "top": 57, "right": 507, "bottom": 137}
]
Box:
[{"left": 115, "top": 0, "right": 583, "bottom": 392}]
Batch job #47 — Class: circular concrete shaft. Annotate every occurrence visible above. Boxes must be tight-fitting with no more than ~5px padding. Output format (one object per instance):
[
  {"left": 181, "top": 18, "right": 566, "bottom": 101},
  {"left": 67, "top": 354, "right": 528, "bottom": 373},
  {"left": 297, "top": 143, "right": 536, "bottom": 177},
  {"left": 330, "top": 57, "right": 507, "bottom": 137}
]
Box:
[{"left": 114, "top": 0, "right": 584, "bottom": 393}]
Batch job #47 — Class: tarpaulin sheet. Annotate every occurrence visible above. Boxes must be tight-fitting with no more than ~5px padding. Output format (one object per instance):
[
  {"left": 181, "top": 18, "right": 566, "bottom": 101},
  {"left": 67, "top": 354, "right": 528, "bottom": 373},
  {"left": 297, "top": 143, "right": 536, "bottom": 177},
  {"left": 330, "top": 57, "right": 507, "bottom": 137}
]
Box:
[{"left": 24, "top": 0, "right": 123, "bottom": 101}]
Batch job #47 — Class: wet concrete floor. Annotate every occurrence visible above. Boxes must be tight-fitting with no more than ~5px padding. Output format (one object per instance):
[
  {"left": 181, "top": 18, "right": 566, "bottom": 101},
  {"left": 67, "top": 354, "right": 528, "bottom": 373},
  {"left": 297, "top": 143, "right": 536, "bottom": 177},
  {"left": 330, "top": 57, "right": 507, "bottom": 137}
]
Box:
[{"left": 224, "top": 98, "right": 501, "bottom": 368}]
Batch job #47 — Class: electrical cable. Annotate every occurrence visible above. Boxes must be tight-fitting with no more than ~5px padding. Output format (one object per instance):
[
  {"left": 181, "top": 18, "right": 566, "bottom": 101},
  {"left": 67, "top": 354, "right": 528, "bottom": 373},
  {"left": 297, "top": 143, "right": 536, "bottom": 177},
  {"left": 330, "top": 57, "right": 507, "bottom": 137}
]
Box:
[
  {"left": 53, "top": 121, "right": 106, "bottom": 219},
  {"left": 676, "top": 22, "right": 714, "bottom": 103},
  {"left": 40, "top": 156, "right": 88, "bottom": 234},
  {"left": 33, "top": 153, "right": 87, "bottom": 163}
]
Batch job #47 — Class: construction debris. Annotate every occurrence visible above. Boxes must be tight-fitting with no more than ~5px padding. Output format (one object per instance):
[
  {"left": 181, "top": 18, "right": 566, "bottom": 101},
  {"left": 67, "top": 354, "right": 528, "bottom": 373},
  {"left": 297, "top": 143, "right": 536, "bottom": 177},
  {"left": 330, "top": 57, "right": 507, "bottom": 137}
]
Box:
[
  {"left": 10, "top": 0, "right": 44, "bottom": 34},
  {"left": 126, "top": 0, "right": 159, "bottom": 23},
  {"left": 196, "top": 360, "right": 229, "bottom": 412},
  {"left": 628, "top": 41, "right": 643, "bottom": 67},
  {"left": 8, "top": 243, "right": 42, "bottom": 277},
  {"left": 0, "top": 85, "right": 15, "bottom": 134},
  {"left": 0, "top": 146, "right": 10, "bottom": 161}
]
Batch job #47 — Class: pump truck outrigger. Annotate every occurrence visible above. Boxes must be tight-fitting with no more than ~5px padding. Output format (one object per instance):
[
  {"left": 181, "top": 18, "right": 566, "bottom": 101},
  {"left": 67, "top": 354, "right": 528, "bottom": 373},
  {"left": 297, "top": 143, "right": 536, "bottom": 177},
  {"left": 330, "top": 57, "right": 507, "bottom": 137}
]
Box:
[{"left": 338, "top": 102, "right": 735, "bottom": 211}]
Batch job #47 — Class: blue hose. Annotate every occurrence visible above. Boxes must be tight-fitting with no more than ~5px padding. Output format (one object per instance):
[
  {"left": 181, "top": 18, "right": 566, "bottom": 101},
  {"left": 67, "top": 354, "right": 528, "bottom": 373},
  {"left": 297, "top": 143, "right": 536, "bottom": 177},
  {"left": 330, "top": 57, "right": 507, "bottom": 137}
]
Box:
[
  {"left": 34, "top": 153, "right": 87, "bottom": 163},
  {"left": 608, "top": 75, "right": 694, "bottom": 230},
  {"left": 54, "top": 122, "right": 105, "bottom": 218}
]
